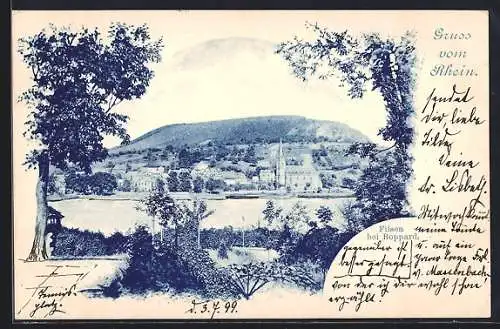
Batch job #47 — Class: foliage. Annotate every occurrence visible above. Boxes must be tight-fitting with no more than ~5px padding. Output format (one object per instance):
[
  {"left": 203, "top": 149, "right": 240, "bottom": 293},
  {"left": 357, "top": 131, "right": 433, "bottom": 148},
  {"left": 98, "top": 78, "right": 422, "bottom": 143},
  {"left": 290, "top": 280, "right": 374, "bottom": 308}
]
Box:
[
  {"left": 262, "top": 200, "right": 283, "bottom": 226},
  {"left": 178, "top": 171, "right": 192, "bottom": 192},
  {"left": 137, "top": 187, "right": 181, "bottom": 246},
  {"left": 200, "top": 227, "right": 282, "bottom": 250},
  {"left": 109, "top": 225, "right": 238, "bottom": 298},
  {"left": 201, "top": 226, "right": 238, "bottom": 249},
  {"left": 319, "top": 173, "right": 335, "bottom": 189},
  {"left": 314, "top": 206, "right": 333, "bottom": 227},
  {"left": 205, "top": 178, "right": 226, "bottom": 193},
  {"left": 166, "top": 171, "right": 179, "bottom": 192},
  {"left": 18, "top": 23, "right": 164, "bottom": 172},
  {"left": 280, "top": 201, "right": 312, "bottom": 233},
  {"left": 275, "top": 224, "right": 302, "bottom": 264},
  {"left": 193, "top": 176, "right": 204, "bottom": 193},
  {"left": 51, "top": 227, "right": 128, "bottom": 257},
  {"left": 217, "top": 241, "right": 229, "bottom": 259},
  {"left": 118, "top": 178, "right": 131, "bottom": 192},
  {"left": 226, "top": 260, "right": 320, "bottom": 299},
  {"left": 64, "top": 171, "right": 117, "bottom": 195},
  {"left": 343, "top": 151, "right": 411, "bottom": 230},
  {"left": 118, "top": 226, "right": 192, "bottom": 293},
  {"left": 179, "top": 199, "right": 215, "bottom": 248},
  {"left": 276, "top": 23, "right": 416, "bottom": 231},
  {"left": 177, "top": 148, "right": 203, "bottom": 168},
  {"left": 290, "top": 226, "right": 341, "bottom": 278},
  {"left": 243, "top": 145, "right": 257, "bottom": 164},
  {"left": 144, "top": 149, "right": 156, "bottom": 166},
  {"left": 18, "top": 22, "right": 163, "bottom": 261},
  {"left": 341, "top": 177, "right": 356, "bottom": 189}
]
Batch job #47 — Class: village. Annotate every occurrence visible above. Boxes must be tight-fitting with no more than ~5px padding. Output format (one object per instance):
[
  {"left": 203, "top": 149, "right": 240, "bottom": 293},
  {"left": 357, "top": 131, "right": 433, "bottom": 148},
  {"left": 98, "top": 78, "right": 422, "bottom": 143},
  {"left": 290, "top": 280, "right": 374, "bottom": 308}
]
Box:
[{"left": 49, "top": 139, "right": 361, "bottom": 200}]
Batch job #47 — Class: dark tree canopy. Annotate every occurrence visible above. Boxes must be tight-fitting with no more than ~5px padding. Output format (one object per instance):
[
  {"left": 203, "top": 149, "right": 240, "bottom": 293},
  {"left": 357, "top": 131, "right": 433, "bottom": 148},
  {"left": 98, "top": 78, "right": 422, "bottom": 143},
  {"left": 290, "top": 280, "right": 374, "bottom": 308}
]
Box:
[
  {"left": 18, "top": 23, "right": 164, "bottom": 172},
  {"left": 277, "top": 23, "right": 416, "bottom": 230}
]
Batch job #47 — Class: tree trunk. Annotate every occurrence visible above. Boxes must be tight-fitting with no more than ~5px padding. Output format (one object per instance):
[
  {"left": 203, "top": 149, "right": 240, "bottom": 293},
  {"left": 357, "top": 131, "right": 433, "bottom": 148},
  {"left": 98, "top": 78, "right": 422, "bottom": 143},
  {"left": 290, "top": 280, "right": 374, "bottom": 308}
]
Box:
[
  {"left": 26, "top": 152, "right": 49, "bottom": 262},
  {"left": 174, "top": 216, "right": 178, "bottom": 252},
  {"left": 197, "top": 221, "right": 201, "bottom": 249}
]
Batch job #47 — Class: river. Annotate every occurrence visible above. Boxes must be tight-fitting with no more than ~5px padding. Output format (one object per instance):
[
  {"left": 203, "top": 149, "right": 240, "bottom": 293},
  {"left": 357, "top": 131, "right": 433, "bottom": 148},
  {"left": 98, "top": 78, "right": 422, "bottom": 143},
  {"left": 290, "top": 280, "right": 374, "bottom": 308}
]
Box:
[{"left": 49, "top": 197, "right": 353, "bottom": 236}]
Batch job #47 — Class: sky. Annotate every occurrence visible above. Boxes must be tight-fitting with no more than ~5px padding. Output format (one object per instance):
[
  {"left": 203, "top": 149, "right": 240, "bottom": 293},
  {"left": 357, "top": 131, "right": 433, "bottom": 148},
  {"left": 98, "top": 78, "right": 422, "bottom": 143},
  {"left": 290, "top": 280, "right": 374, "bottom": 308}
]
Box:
[{"left": 12, "top": 10, "right": 426, "bottom": 148}]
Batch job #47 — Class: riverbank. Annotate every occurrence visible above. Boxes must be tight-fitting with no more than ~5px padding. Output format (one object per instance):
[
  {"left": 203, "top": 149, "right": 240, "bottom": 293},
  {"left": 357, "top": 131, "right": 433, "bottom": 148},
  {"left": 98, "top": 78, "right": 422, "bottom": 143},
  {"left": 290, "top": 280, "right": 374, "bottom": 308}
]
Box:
[{"left": 48, "top": 190, "right": 354, "bottom": 202}]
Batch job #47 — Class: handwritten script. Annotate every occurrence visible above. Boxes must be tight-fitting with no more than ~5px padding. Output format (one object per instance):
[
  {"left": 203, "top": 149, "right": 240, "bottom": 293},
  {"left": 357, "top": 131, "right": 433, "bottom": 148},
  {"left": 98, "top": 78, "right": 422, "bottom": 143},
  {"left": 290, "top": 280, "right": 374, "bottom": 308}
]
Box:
[
  {"left": 185, "top": 299, "right": 239, "bottom": 319},
  {"left": 326, "top": 27, "right": 489, "bottom": 314},
  {"left": 17, "top": 264, "right": 94, "bottom": 318}
]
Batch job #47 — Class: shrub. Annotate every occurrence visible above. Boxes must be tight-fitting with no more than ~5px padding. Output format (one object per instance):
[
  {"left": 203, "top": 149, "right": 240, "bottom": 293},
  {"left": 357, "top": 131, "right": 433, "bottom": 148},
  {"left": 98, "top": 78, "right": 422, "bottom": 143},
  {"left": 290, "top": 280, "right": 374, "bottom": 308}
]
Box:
[
  {"left": 177, "top": 245, "right": 238, "bottom": 299},
  {"left": 193, "top": 176, "right": 204, "bottom": 193},
  {"left": 119, "top": 178, "right": 132, "bottom": 192},
  {"left": 290, "top": 226, "right": 343, "bottom": 281},
  {"left": 112, "top": 225, "right": 238, "bottom": 299},
  {"left": 106, "top": 231, "right": 129, "bottom": 254},
  {"left": 226, "top": 260, "right": 320, "bottom": 299},
  {"left": 52, "top": 227, "right": 129, "bottom": 257},
  {"left": 217, "top": 241, "right": 229, "bottom": 259}
]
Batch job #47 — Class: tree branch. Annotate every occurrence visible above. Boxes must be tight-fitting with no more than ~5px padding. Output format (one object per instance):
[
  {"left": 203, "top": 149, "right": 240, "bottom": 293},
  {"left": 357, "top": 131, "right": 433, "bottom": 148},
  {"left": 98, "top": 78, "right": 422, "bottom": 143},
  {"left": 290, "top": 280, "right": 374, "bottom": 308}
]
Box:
[
  {"left": 373, "top": 143, "right": 397, "bottom": 156},
  {"left": 31, "top": 64, "right": 39, "bottom": 82},
  {"left": 105, "top": 95, "right": 123, "bottom": 114}
]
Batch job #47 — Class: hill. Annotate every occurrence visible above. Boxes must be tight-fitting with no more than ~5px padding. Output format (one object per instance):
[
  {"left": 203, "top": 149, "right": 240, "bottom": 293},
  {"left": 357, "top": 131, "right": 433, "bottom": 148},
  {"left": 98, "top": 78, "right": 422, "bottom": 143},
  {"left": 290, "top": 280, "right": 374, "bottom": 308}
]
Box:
[{"left": 111, "top": 116, "right": 369, "bottom": 154}]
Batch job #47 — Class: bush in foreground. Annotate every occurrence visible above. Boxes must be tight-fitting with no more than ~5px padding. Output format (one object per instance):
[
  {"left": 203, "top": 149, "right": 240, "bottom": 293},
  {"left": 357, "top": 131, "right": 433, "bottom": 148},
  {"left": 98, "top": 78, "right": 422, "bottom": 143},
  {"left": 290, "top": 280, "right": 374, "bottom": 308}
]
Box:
[{"left": 104, "top": 225, "right": 238, "bottom": 299}]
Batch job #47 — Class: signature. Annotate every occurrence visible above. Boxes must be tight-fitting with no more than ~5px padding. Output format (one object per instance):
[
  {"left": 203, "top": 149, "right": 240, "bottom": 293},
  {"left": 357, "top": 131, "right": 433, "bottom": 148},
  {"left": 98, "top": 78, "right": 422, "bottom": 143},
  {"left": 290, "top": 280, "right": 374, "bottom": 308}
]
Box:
[{"left": 18, "top": 264, "right": 95, "bottom": 318}]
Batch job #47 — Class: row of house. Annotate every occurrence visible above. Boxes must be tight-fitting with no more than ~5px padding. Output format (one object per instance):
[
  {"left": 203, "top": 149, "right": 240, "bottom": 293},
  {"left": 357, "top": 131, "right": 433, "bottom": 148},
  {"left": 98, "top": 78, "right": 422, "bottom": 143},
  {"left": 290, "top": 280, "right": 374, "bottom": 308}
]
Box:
[{"left": 51, "top": 138, "right": 323, "bottom": 194}]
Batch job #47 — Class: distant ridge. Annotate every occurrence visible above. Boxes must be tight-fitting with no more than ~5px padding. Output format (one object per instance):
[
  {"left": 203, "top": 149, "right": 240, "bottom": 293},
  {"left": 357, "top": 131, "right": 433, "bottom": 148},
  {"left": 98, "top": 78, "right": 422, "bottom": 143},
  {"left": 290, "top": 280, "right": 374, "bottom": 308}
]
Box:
[{"left": 111, "top": 116, "right": 370, "bottom": 153}]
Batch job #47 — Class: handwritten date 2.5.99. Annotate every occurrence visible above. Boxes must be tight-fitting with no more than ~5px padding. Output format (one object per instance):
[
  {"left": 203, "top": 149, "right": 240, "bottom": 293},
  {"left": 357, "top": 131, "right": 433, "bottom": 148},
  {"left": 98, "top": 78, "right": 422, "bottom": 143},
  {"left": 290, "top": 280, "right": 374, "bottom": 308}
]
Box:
[{"left": 186, "top": 299, "right": 238, "bottom": 319}]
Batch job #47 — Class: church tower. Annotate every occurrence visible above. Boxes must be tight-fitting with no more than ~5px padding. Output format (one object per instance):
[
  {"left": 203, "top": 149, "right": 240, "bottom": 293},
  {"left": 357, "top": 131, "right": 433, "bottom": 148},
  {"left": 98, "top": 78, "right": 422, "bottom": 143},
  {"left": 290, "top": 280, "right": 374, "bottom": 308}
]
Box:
[{"left": 275, "top": 139, "right": 286, "bottom": 188}]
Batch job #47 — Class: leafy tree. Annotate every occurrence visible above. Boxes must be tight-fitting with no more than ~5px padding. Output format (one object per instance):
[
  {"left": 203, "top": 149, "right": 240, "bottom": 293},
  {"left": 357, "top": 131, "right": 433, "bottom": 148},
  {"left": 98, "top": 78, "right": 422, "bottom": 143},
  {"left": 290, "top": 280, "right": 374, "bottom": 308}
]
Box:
[
  {"left": 47, "top": 173, "right": 58, "bottom": 195},
  {"left": 193, "top": 176, "right": 204, "bottom": 193},
  {"left": 205, "top": 178, "right": 225, "bottom": 193},
  {"left": 62, "top": 171, "right": 117, "bottom": 195},
  {"left": 282, "top": 201, "right": 311, "bottom": 233},
  {"left": 90, "top": 171, "right": 117, "bottom": 195},
  {"left": 180, "top": 199, "right": 215, "bottom": 248},
  {"left": 315, "top": 206, "right": 333, "bottom": 227},
  {"left": 262, "top": 200, "right": 283, "bottom": 227},
  {"left": 161, "top": 146, "right": 174, "bottom": 160},
  {"left": 120, "top": 178, "right": 132, "bottom": 192},
  {"left": 344, "top": 151, "right": 411, "bottom": 229},
  {"left": 155, "top": 178, "right": 165, "bottom": 193},
  {"left": 243, "top": 145, "right": 257, "bottom": 164},
  {"left": 276, "top": 23, "right": 416, "bottom": 231},
  {"left": 18, "top": 23, "right": 163, "bottom": 261},
  {"left": 167, "top": 171, "right": 179, "bottom": 192},
  {"left": 341, "top": 177, "right": 356, "bottom": 189},
  {"left": 177, "top": 148, "right": 192, "bottom": 168},
  {"left": 138, "top": 186, "right": 182, "bottom": 251},
  {"left": 217, "top": 241, "right": 229, "bottom": 259},
  {"left": 178, "top": 171, "right": 192, "bottom": 192}
]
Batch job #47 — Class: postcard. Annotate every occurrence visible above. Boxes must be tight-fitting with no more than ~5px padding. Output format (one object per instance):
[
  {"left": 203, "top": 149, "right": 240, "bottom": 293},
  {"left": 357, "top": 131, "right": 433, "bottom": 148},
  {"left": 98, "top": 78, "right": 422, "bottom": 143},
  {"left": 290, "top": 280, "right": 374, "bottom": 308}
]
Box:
[{"left": 11, "top": 10, "right": 490, "bottom": 320}]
